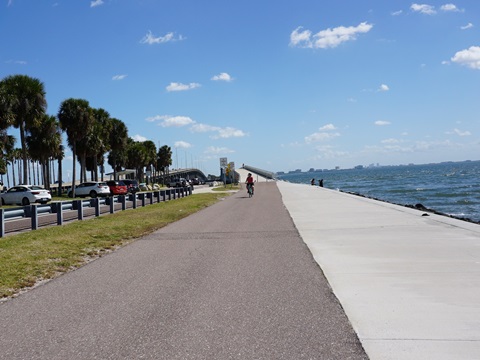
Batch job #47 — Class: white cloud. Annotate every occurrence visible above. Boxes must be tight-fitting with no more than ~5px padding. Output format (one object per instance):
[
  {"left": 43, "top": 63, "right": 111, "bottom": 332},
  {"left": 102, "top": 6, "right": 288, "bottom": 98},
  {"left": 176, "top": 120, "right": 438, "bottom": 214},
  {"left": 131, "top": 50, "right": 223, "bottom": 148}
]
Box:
[
  {"left": 305, "top": 124, "right": 340, "bottom": 143},
  {"left": 305, "top": 132, "right": 340, "bottom": 143},
  {"left": 461, "top": 23, "right": 474, "bottom": 30},
  {"left": 132, "top": 134, "right": 148, "bottom": 142},
  {"left": 451, "top": 46, "right": 480, "bottom": 69},
  {"left": 112, "top": 74, "right": 127, "bottom": 80},
  {"left": 378, "top": 84, "right": 389, "bottom": 92},
  {"left": 190, "top": 123, "right": 246, "bottom": 139},
  {"left": 90, "top": 0, "right": 103, "bottom": 7},
  {"left": 190, "top": 123, "right": 219, "bottom": 133},
  {"left": 411, "top": 4, "right": 436, "bottom": 15},
  {"left": 5, "top": 59, "right": 27, "bottom": 65},
  {"left": 381, "top": 138, "right": 401, "bottom": 144},
  {"left": 140, "top": 31, "right": 185, "bottom": 45},
  {"left": 391, "top": 10, "right": 403, "bottom": 16},
  {"left": 211, "top": 72, "right": 233, "bottom": 82},
  {"left": 204, "top": 146, "right": 235, "bottom": 155},
  {"left": 290, "top": 22, "right": 373, "bottom": 49},
  {"left": 174, "top": 141, "right": 192, "bottom": 149},
  {"left": 375, "top": 120, "right": 391, "bottom": 126},
  {"left": 440, "top": 3, "right": 463, "bottom": 12},
  {"left": 290, "top": 27, "right": 313, "bottom": 48},
  {"left": 319, "top": 123, "right": 336, "bottom": 131},
  {"left": 166, "top": 82, "right": 201, "bottom": 92},
  {"left": 215, "top": 127, "right": 246, "bottom": 139},
  {"left": 453, "top": 128, "right": 471, "bottom": 136},
  {"left": 146, "top": 115, "right": 195, "bottom": 127}
]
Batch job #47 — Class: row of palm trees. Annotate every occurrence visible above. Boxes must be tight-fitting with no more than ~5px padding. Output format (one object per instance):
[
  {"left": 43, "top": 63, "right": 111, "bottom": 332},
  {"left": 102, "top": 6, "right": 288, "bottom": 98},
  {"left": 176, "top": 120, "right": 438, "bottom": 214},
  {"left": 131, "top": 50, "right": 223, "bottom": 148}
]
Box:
[{"left": 0, "top": 74, "right": 174, "bottom": 197}]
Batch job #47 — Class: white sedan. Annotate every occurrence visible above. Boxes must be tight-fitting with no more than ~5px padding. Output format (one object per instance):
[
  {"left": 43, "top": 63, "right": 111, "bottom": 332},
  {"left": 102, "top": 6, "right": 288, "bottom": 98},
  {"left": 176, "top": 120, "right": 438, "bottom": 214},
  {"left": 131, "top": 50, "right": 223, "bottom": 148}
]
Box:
[
  {"left": 68, "top": 182, "right": 111, "bottom": 198},
  {"left": 0, "top": 185, "right": 52, "bottom": 206}
]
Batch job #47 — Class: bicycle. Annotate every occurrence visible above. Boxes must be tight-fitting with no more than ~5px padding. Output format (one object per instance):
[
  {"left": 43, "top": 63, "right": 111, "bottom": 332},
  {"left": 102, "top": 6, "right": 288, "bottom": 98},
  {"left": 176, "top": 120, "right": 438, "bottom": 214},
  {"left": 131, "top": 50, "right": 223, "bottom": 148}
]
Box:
[{"left": 246, "top": 183, "right": 254, "bottom": 198}]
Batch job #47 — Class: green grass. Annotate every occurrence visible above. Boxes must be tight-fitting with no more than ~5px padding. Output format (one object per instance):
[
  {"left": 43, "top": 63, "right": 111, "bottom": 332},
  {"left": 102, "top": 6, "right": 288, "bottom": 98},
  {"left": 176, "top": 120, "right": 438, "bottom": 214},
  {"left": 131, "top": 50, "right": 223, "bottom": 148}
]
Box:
[
  {"left": 0, "top": 192, "right": 229, "bottom": 299},
  {"left": 212, "top": 184, "right": 241, "bottom": 191}
]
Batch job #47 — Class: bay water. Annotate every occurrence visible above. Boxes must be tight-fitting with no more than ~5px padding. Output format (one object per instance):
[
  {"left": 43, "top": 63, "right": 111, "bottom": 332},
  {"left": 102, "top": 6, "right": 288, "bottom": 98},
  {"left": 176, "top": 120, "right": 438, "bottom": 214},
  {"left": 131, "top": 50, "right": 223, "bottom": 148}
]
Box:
[{"left": 277, "top": 160, "right": 480, "bottom": 223}]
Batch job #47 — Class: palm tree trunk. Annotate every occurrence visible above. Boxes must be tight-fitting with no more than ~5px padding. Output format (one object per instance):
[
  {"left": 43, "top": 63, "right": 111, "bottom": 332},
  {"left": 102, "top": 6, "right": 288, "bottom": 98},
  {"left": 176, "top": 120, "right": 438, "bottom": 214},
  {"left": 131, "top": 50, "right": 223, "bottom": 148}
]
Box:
[
  {"left": 20, "top": 122, "right": 28, "bottom": 185},
  {"left": 93, "top": 156, "right": 98, "bottom": 181},
  {"left": 51, "top": 158, "right": 55, "bottom": 185},
  {"left": 37, "top": 161, "right": 41, "bottom": 186},
  {"left": 72, "top": 144, "right": 77, "bottom": 198},
  {"left": 44, "top": 161, "right": 49, "bottom": 189},
  {"left": 81, "top": 155, "right": 87, "bottom": 182},
  {"left": 57, "top": 156, "right": 63, "bottom": 197},
  {"left": 17, "top": 160, "right": 21, "bottom": 185},
  {"left": 31, "top": 160, "right": 36, "bottom": 185},
  {"left": 11, "top": 161, "right": 16, "bottom": 187}
]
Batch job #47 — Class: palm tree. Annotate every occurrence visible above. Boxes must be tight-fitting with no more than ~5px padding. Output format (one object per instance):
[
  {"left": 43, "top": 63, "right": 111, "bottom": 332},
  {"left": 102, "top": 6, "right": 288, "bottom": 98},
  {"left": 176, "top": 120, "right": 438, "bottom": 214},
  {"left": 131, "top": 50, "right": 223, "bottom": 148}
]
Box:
[
  {"left": 85, "top": 108, "right": 112, "bottom": 181},
  {"left": 157, "top": 145, "right": 172, "bottom": 185},
  {"left": 26, "top": 114, "right": 62, "bottom": 189},
  {"left": 107, "top": 118, "right": 128, "bottom": 180},
  {"left": 58, "top": 98, "right": 94, "bottom": 198},
  {"left": 126, "top": 139, "right": 148, "bottom": 182},
  {"left": 143, "top": 140, "right": 157, "bottom": 184},
  {"left": 0, "top": 75, "right": 47, "bottom": 185}
]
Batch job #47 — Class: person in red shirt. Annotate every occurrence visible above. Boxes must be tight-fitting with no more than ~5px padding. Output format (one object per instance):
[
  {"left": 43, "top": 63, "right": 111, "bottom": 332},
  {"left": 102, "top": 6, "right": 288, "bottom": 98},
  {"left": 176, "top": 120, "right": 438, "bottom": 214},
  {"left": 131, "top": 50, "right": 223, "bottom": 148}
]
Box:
[{"left": 245, "top": 173, "right": 254, "bottom": 195}]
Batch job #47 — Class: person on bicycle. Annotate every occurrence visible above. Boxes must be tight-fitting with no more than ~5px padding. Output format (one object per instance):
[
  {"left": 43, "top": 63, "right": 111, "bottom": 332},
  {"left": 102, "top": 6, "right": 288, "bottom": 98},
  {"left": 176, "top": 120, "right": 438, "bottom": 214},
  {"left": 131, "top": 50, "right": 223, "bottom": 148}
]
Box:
[{"left": 246, "top": 173, "right": 254, "bottom": 195}]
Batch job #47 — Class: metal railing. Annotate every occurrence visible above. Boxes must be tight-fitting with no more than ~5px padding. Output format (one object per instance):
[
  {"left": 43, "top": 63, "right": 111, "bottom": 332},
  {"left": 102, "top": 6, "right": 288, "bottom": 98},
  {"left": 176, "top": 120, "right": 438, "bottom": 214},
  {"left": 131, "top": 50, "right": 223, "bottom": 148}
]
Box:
[{"left": 0, "top": 187, "right": 192, "bottom": 237}]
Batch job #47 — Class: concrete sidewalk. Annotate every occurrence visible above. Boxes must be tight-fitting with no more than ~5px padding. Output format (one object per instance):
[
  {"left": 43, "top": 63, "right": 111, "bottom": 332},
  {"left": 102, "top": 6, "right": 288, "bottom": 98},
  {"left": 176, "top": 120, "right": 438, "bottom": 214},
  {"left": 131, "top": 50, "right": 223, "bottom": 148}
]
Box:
[{"left": 277, "top": 181, "right": 480, "bottom": 360}]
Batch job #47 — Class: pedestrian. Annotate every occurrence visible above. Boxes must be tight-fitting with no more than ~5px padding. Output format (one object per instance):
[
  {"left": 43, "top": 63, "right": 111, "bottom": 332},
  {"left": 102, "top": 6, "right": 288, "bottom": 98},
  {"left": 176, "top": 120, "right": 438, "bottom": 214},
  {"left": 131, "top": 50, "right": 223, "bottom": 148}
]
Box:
[{"left": 318, "top": 179, "right": 324, "bottom": 187}]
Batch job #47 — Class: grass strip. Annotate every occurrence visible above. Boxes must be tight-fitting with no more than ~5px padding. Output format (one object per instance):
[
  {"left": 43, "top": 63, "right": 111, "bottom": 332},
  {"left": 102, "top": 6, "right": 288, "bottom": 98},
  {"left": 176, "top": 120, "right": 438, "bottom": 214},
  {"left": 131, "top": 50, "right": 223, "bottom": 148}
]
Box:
[{"left": 0, "top": 192, "right": 228, "bottom": 299}]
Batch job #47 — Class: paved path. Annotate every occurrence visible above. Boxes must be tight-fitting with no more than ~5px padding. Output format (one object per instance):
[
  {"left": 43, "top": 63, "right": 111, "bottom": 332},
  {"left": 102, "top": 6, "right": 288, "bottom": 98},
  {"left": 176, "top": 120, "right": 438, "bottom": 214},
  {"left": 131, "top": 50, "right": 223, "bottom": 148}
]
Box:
[
  {"left": 277, "top": 181, "right": 480, "bottom": 360},
  {"left": 0, "top": 182, "right": 367, "bottom": 360}
]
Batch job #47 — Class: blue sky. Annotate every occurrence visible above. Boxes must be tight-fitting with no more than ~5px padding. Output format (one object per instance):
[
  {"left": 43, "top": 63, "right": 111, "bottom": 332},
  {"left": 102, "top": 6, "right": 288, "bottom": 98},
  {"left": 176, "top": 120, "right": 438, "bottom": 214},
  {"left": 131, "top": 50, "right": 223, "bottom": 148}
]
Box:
[{"left": 2, "top": 0, "right": 480, "bottom": 177}]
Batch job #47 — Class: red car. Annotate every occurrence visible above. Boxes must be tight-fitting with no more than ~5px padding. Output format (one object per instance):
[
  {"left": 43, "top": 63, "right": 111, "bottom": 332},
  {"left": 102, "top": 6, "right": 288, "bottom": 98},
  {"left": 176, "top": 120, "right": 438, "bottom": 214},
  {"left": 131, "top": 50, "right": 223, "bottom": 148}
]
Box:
[{"left": 106, "top": 180, "right": 128, "bottom": 196}]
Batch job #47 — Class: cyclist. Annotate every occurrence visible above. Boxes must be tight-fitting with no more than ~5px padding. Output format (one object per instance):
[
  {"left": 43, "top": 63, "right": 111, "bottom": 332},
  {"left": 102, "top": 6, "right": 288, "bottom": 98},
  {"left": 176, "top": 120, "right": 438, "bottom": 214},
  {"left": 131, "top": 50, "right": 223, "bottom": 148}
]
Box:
[{"left": 245, "top": 172, "right": 254, "bottom": 196}]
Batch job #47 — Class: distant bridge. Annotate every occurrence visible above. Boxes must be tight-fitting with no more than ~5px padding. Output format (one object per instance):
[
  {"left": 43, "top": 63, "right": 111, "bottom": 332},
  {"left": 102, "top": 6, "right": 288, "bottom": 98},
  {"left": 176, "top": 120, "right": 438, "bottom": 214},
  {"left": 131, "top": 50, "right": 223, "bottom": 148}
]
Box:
[{"left": 160, "top": 168, "right": 208, "bottom": 182}]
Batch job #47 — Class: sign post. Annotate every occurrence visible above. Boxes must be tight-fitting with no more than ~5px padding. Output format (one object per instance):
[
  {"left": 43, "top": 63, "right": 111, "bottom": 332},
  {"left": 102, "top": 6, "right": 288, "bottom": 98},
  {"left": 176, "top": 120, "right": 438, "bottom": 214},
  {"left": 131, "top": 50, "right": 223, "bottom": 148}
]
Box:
[
  {"left": 220, "top": 157, "right": 227, "bottom": 186},
  {"left": 228, "top": 162, "right": 235, "bottom": 188}
]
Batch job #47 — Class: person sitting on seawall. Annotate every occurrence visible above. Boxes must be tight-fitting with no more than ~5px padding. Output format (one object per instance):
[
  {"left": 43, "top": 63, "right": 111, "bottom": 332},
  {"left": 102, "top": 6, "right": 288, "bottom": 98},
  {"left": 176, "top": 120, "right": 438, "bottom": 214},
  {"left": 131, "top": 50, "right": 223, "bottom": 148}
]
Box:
[
  {"left": 311, "top": 178, "right": 315, "bottom": 186},
  {"left": 245, "top": 172, "right": 255, "bottom": 195},
  {"left": 318, "top": 179, "right": 324, "bottom": 187}
]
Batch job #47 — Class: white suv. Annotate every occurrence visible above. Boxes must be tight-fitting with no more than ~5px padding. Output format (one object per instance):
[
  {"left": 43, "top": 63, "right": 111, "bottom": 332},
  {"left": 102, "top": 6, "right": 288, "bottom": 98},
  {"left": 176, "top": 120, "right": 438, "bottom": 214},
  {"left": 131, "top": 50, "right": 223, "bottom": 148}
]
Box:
[{"left": 68, "top": 182, "right": 110, "bottom": 198}]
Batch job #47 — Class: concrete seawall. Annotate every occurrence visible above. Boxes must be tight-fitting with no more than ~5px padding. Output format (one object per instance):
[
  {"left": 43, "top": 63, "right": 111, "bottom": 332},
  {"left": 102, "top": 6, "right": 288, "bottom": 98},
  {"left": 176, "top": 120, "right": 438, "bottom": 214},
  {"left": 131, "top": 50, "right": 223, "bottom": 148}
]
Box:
[{"left": 277, "top": 180, "right": 480, "bottom": 360}]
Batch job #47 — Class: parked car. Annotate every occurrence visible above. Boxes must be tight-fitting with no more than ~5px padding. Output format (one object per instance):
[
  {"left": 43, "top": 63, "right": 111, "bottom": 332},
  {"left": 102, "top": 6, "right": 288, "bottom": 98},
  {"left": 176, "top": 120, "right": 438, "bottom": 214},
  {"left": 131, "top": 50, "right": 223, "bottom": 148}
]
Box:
[
  {"left": 68, "top": 182, "right": 110, "bottom": 198},
  {"left": 106, "top": 180, "right": 128, "bottom": 196},
  {"left": 122, "top": 179, "right": 139, "bottom": 193},
  {"left": 168, "top": 178, "right": 187, "bottom": 188},
  {"left": 0, "top": 185, "right": 51, "bottom": 206},
  {"left": 139, "top": 182, "right": 148, "bottom": 191},
  {"left": 191, "top": 178, "right": 200, "bottom": 185}
]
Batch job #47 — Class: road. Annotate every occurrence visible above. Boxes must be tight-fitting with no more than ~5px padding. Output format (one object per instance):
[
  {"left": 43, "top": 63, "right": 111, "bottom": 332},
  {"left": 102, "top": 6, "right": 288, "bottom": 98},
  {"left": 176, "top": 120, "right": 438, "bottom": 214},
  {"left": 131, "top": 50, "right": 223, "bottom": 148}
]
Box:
[{"left": 0, "top": 182, "right": 368, "bottom": 359}]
